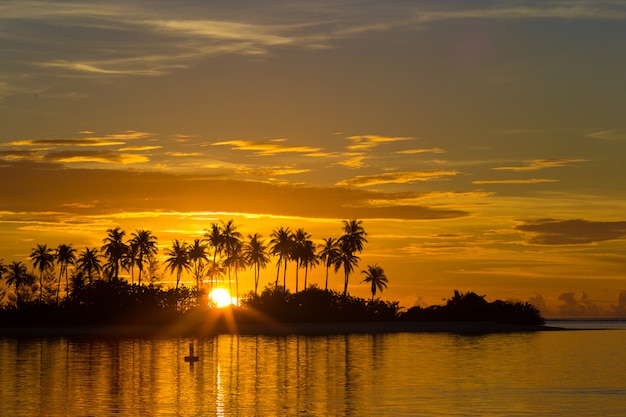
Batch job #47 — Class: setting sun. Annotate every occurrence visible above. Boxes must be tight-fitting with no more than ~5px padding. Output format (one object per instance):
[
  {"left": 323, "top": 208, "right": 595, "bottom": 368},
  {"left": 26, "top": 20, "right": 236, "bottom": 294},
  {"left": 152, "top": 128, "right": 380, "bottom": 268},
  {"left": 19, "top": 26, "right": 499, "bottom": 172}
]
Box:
[{"left": 209, "top": 288, "right": 234, "bottom": 308}]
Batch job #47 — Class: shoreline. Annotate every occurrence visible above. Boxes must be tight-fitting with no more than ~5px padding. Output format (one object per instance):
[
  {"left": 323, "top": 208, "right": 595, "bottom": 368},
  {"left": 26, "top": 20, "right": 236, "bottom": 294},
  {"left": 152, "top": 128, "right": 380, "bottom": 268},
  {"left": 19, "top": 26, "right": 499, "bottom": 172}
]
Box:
[{"left": 0, "top": 321, "right": 565, "bottom": 337}]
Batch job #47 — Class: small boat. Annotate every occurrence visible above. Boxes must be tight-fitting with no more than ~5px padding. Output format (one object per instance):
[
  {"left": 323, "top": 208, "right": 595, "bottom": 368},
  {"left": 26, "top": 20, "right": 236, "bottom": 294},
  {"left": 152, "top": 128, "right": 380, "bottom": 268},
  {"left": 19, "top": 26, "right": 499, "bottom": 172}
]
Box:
[{"left": 184, "top": 340, "right": 200, "bottom": 362}]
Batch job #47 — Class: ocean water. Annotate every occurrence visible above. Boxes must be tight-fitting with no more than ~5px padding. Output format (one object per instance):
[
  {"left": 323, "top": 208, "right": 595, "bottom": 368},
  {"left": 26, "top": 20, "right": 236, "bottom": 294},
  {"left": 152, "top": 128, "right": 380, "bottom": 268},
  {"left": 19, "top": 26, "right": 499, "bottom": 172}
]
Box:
[{"left": 1, "top": 321, "right": 625, "bottom": 416}]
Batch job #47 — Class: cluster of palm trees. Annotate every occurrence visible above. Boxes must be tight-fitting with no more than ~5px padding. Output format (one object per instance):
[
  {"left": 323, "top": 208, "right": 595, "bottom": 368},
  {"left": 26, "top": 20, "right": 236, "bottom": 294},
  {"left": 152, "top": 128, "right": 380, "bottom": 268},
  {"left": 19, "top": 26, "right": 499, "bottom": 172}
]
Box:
[{"left": 0, "top": 218, "right": 390, "bottom": 307}]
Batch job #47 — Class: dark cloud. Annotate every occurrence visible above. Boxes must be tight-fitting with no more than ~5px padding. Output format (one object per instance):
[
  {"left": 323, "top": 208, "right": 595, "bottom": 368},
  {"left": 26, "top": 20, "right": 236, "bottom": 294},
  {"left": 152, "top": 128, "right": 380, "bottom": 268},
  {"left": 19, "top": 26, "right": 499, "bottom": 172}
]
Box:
[
  {"left": 556, "top": 291, "right": 601, "bottom": 318},
  {"left": 0, "top": 161, "right": 468, "bottom": 221},
  {"left": 516, "top": 218, "right": 626, "bottom": 245}
]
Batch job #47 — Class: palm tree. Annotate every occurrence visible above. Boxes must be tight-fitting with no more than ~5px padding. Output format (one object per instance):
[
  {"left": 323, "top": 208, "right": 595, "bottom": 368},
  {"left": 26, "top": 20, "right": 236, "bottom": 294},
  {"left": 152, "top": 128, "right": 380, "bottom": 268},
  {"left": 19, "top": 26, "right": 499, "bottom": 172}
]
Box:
[
  {"left": 361, "top": 264, "right": 388, "bottom": 300},
  {"left": 300, "top": 239, "right": 318, "bottom": 290},
  {"left": 164, "top": 240, "right": 191, "bottom": 289},
  {"left": 102, "top": 227, "right": 127, "bottom": 282},
  {"left": 188, "top": 239, "right": 209, "bottom": 288},
  {"left": 243, "top": 233, "right": 270, "bottom": 296},
  {"left": 205, "top": 260, "right": 225, "bottom": 290},
  {"left": 220, "top": 219, "right": 242, "bottom": 296},
  {"left": 204, "top": 223, "right": 224, "bottom": 263},
  {"left": 122, "top": 242, "right": 139, "bottom": 284},
  {"left": 318, "top": 237, "right": 341, "bottom": 290},
  {"left": 5, "top": 261, "right": 27, "bottom": 306},
  {"left": 270, "top": 226, "right": 294, "bottom": 289},
  {"left": 30, "top": 243, "right": 55, "bottom": 301},
  {"left": 225, "top": 240, "right": 247, "bottom": 303},
  {"left": 76, "top": 247, "right": 102, "bottom": 284},
  {"left": 56, "top": 243, "right": 76, "bottom": 303},
  {"left": 129, "top": 229, "right": 158, "bottom": 285},
  {"left": 337, "top": 219, "right": 367, "bottom": 295},
  {"left": 335, "top": 241, "right": 360, "bottom": 296},
  {"left": 292, "top": 228, "right": 311, "bottom": 293}
]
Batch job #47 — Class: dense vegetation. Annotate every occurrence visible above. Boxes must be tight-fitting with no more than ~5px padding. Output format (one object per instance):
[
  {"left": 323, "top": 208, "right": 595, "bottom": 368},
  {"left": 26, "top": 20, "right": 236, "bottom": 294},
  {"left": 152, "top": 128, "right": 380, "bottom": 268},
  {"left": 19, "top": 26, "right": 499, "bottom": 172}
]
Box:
[{"left": 0, "top": 218, "right": 544, "bottom": 330}]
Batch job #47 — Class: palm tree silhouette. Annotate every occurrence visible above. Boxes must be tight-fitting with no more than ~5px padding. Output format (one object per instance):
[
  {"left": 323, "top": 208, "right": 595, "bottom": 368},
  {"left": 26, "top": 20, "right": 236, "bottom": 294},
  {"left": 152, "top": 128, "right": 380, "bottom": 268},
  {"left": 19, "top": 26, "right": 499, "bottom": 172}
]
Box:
[
  {"left": 130, "top": 229, "right": 158, "bottom": 286},
  {"left": 77, "top": 247, "right": 102, "bottom": 284},
  {"left": 335, "top": 242, "right": 360, "bottom": 296},
  {"left": 55, "top": 243, "right": 76, "bottom": 304},
  {"left": 102, "top": 227, "right": 127, "bottom": 282},
  {"left": 188, "top": 239, "right": 209, "bottom": 288},
  {"left": 220, "top": 219, "right": 242, "bottom": 297},
  {"left": 270, "top": 226, "right": 294, "bottom": 289},
  {"left": 318, "top": 237, "right": 340, "bottom": 291},
  {"left": 205, "top": 260, "right": 225, "bottom": 292},
  {"left": 225, "top": 240, "right": 247, "bottom": 303},
  {"left": 337, "top": 219, "right": 367, "bottom": 295},
  {"left": 30, "top": 243, "right": 54, "bottom": 301},
  {"left": 361, "top": 264, "right": 388, "bottom": 300},
  {"left": 5, "top": 261, "right": 27, "bottom": 306},
  {"left": 164, "top": 240, "right": 190, "bottom": 289},
  {"left": 244, "top": 233, "right": 270, "bottom": 296},
  {"left": 122, "top": 242, "right": 139, "bottom": 284},
  {"left": 292, "top": 228, "right": 311, "bottom": 292},
  {"left": 300, "top": 239, "right": 318, "bottom": 290}
]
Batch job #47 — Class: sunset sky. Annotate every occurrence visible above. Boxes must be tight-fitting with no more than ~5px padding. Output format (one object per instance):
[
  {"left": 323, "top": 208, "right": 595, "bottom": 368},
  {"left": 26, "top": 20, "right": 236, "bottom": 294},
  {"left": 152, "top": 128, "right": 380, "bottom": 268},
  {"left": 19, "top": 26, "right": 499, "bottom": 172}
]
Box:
[{"left": 1, "top": 1, "right": 625, "bottom": 317}]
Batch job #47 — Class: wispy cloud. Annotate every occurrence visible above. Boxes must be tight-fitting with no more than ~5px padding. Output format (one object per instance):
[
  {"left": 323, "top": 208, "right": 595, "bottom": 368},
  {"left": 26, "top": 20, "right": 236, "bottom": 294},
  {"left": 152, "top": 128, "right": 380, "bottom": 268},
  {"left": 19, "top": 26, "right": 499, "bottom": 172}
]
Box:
[
  {"left": 493, "top": 158, "right": 586, "bottom": 171},
  {"left": 516, "top": 218, "right": 626, "bottom": 245},
  {"left": 44, "top": 151, "right": 149, "bottom": 165},
  {"left": 472, "top": 178, "right": 559, "bottom": 184},
  {"left": 395, "top": 147, "right": 446, "bottom": 155},
  {"left": 346, "top": 135, "right": 413, "bottom": 151},
  {"left": 337, "top": 170, "right": 459, "bottom": 187},
  {"left": 587, "top": 130, "right": 626, "bottom": 140},
  {"left": 211, "top": 139, "right": 322, "bottom": 156}
]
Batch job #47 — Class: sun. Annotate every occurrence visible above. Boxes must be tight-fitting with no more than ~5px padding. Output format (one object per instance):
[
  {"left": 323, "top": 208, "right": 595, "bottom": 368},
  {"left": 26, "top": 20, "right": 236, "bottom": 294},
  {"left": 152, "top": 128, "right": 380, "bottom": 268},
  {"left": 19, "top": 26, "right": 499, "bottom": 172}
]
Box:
[{"left": 209, "top": 288, "right": 234, "bottom": 308}]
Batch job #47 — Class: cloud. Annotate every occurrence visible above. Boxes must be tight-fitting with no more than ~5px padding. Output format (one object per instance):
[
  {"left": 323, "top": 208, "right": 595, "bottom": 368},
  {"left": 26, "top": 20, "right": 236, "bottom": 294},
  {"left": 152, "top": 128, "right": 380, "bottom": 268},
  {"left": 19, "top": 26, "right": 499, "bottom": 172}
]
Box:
[
  {"left": 346, "top": 135, "right": 413, "bottom": 151},
  {"left": 395, "top": 148, "right": 446, "bottom": 155},
  {"left": 493, "top": 158, "right": 587, "bottom": 171},
  {"left": 211, "top": 139, "right": 322, "bottom": 156},
  {"left": 43, "top": 151, "right": 150, "bottom": 165},
  {"left": 338, "top": 154, "right": 367, "bottom": 168},
  {"left": 0, "top": 160, "right": 468, "bottom": 221},
  {"left": 556, "top": 291, "right": 601, "bottom": 318},
  {"left": 587, "top": 130, "right": 626, "bottom": 140},
  {"left": 472, "top": 179, "right": 559, "bottom": 184},
  {"left": 337, "top": 170, "right": 459, "bottom": 187},
  {"left": 516, "top": 218, "right": 626, "bottom": 245},
  {"left": 118, "top": 146, "right": 163, "bottom": 151}
]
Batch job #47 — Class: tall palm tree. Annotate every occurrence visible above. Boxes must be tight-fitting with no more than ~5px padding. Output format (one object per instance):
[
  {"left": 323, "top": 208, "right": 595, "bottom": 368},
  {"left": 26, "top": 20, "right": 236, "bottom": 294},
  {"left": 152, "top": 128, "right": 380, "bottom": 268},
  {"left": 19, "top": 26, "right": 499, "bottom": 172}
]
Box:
[
  {"left": 335, "top": 241, "right": 360, "bottom": 296},
  {"left": 77, "top": 247, "right": 102, "bottom": 284},
  {"left": 270, "top": 226, "right": 294, "bottom": 289},
  {"left": 292, "top": 228, "right": 311, "bottom": 293},
  {"left": 5, "top": 261, "right": 27, "bottom": 306},
  {"left": 225, "top": 240, "right": 247, "bottom": 303},
  {"left": 220, "top": 219, "right": 242, "bottom": 296},
  {"left": 318, "top": 237, "right": 341, "bottom": 290},
  {"left": 164, "top": 240, "right": 191, "bottom": 289},
  {"left": 204, "top": 223, "right": 224, "bottom": 263},
  {"left": 56, "top": 243, "right": 76, "bottom": 303},
  {"left": 300, "top": 239, "right": 318, "bottom": 290},
  {"left": 129, "top": 229, "right": 158, "bottom": 286},
  {"left": 337, "top": 219, "right": 367, "bottom": 295},
  {"left": 122, "top": 242, "right": 139, "bottom": 284},
  {"left": 30, "top": 243, "right": 54, "bottom": 301},
  {"left": 361, "top": 264, "right": 388, "bottom": 300},
  {"left": 188, "top": 239, "right": 209, "bottom": 288},
  {"left": 102, "top": 227, "right": 127, "bottom": 282},
  {"left": 243, "top": 233, "right": 270, "bottom": 296},
  {"left": 205, "top": 260, "right": 225, "bottom": 291}
]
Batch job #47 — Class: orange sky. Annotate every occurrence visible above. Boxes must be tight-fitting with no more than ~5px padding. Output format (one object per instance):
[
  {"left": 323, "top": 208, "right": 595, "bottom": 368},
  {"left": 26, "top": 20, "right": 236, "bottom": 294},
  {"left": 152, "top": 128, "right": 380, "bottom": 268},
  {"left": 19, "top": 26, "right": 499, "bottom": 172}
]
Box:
[{"left": 1, "top": 1, "right": 625, "bottom": 317}]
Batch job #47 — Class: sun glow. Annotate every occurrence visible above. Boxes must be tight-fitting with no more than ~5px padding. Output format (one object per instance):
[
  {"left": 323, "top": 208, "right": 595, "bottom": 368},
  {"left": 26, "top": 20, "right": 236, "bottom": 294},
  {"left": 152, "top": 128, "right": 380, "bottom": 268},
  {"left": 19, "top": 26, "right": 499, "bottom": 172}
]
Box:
[{"left": 209, "top": 288, "right": 234, "bottom": 308}]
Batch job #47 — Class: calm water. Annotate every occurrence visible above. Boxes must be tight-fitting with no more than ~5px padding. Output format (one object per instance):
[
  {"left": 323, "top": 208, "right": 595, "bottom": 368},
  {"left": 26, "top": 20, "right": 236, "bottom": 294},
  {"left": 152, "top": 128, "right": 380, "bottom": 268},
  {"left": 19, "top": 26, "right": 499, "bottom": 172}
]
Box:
[{"left": 1, "top": 322, "right": 625, "bottom": 416}]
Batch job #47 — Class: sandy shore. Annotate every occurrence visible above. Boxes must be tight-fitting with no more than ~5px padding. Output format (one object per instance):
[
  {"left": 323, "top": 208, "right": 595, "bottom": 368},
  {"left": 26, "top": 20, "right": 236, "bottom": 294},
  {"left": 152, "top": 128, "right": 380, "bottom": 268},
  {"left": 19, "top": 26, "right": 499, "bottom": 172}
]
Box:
[{"left": 0, "top": 321, "right": 563, "bottom": 337}]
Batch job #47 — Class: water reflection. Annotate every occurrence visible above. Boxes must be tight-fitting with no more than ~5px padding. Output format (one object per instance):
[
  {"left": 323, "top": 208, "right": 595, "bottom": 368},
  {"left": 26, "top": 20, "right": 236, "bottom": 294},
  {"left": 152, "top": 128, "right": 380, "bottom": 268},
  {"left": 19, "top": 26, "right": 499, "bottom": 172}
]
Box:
[{"left": 1, "top": 330, "right": 625, "bottom": 416}]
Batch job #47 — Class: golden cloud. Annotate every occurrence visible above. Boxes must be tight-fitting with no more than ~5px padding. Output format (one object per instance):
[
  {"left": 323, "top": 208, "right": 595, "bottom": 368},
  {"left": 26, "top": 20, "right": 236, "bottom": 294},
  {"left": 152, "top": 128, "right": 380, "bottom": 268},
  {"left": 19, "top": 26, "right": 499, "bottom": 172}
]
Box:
[
  {"left": 337, "top": 170, "right": 459, "bottom": 187},
  {"left": 211, "top": 140, "right": 322, "bottom": 156},
  {"left": 472, "top": 179, "right": 559, "bottom": 184},
  {"left": 493, "top": 158, "right": 586, "bottom": 171}
]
